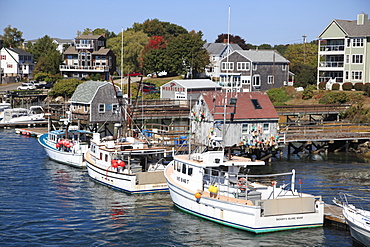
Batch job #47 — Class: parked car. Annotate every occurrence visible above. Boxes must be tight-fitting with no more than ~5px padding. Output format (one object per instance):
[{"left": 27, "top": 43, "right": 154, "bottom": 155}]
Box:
[
  {"left": 17, "top": 83, "right": 36, "bottom": 90},
  {"left": 125, "top": 72, "right": 142, "bottom": 77},
  {"left": 30, "top": 80, "right": 43, "bottom": 89},
  {"left": 43, "top": 81, "right": 55, "bottom": 89}
]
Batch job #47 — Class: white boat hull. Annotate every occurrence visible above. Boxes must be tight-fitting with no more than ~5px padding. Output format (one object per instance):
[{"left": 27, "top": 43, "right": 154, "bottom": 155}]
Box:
[
  {"left": 166, "top": 179, "right": 324, "bottom": 233},
  {"left": 85, "top": 153, "right": 168, "bottom": 194},
  {"left": 38, "top": 133, "right": 86, "bottom": 168},
  {"left": 343, "top": 205, "right": 370, "bottom": 246}
]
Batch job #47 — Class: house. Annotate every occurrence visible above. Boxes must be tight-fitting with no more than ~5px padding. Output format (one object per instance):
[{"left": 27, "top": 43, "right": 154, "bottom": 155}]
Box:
[
  {"left": 191, "top": 91, "right": 279, "bottom": 150},
  {"left": 0, "top": 47, "right": 35, "bottom": 83},
  {"left": 23, "top": 38, "right": 73, "bottom": 53},
  {"left": 60, "top": 35, "right": 116, "bottom": 80},
  {"left": 317, "top": 13, "right": 370, "bottom": 88},
  {"left": 69, "top": 80, "right": 123, "bottom": 133},
  {"left": 203, "top": 42, "right": 243, "bottom": 80},
  {"left": 160, "top": 79, "right": 222, "bottom": 100},
  {"left": 218, "top": 50, "right": 290, "bottom": 92}
]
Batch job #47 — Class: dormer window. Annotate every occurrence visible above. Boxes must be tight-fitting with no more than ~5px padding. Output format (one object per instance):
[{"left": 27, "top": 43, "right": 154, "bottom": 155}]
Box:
[{"left": 251, "top": 99, "right": 262, "bottom": 109}]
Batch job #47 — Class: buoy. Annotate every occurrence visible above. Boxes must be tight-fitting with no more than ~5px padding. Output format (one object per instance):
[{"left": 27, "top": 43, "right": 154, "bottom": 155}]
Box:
[
  {"left": 271, "top": 180, "right": 276, "bottom": 186},
  {"left": 194, "top": 192, "right": 201, "bottom": 199},
  {"left": 56, "top": 143, "right": 60, "bottom": 148}
]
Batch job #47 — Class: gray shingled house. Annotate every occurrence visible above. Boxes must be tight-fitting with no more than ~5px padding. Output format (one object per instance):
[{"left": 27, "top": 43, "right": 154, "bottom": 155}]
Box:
[{"left": 69, "top": 81, "right": 123, "bottom": 133}]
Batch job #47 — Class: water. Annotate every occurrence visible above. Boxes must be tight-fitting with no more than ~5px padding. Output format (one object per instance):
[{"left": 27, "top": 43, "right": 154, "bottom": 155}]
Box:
[{"left": 0, "top": 129, "right": 367, "bottom": 246}]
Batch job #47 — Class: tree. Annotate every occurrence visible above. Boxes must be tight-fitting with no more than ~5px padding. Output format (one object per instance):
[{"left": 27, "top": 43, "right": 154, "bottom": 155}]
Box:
[
  {"left": 25, "top": 35, "right": 62, "bottom": 75},
  {"left": 76, "top": 28, "right": 116, "bottom": 39},
  {"left": 285, "top": 42, "right": 318, "bottom": 68},
  {"left": 48, "top": 78, "right": 82, "bottom": 98},
  {"left": 130, "top": 19, "right": 188, "bottom": 39},
  {"left": 0, "top": 25, "right": 24, "bottom": 48},
  {"left": 108, "top": 30, "right": 149, "bottom": 74},
  {"left": 291, "top": 63, "right": 317, "bottom": 88},
  {"left": 215, "top": 34, "right": 248, "bottom": 49},
  {"left": 165, "top": 31, "right": 209, "bottom": 77},
  {"left": 142, "top": 36, "right": 168, "bottom": 75}
]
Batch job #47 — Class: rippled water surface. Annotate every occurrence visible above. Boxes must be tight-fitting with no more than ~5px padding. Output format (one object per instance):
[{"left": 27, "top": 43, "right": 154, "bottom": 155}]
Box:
[{"left": 0, "top": 129, "right": 368, "bottom": 246}]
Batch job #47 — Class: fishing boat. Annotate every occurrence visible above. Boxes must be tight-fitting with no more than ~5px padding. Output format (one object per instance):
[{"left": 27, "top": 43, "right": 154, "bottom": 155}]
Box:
[
  {"left": 338, "top": 192, "right": 370, "bottom": 246},
  {"left": 0, "top": 102, "right": 11, "bottom": 122},
  {"left": 0, "top": 106, "right": 45, "bottom": 124},
  {"left": 85, "top": 131, "right": 172, "bottom": 194},
  {"left": 38, "top": 124, "right": 92, "bottom": 168},
  {"left": 164, "top": 150, "right": 325, "bottom": 233}
]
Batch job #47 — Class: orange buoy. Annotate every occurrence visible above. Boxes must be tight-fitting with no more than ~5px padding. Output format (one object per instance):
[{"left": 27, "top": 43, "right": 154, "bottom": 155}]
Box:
[{"left": 194, "top": 192, "right": 201, "bottom": 199}]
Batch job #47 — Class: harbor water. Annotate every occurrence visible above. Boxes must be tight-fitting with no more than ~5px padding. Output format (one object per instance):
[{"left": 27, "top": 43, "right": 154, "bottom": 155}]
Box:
[{"left": 0, "top": 129, "right": 368, "bottom": 246}]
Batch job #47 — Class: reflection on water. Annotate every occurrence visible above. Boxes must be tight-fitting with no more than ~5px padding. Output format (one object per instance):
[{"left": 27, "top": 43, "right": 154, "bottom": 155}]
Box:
[{"left": 0, "top": 129, "right": 365, "bottom": 246}]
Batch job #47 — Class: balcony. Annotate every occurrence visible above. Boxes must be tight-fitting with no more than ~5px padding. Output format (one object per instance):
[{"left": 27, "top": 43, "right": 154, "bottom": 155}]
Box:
[
  {"left": 319, "top": 77, "right": 343, "bottom": 83},
  {"left": 75, "top": 44, "right": 93, "bottom": 49},
  {"left": 318, "top": 61, "right": 344, "bottom": 70},
  {"left": 319, "top": 45, "right": 345, "bottom": 55},
  {"left": 59, "top": 65, "right": 110, "bottom": 72}
]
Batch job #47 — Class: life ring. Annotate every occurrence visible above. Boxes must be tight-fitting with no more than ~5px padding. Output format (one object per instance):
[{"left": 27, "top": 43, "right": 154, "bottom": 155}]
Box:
[{"left": 238, "top": 177, "right": 246, "bottom": 191}]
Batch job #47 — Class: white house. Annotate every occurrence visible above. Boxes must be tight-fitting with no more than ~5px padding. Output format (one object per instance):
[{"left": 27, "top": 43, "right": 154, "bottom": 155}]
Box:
[
  {"left": 0, "top": 47, "right": 35, "bottom": 82},
  {"left": 23, "top": 38, "right": 73, "bottom": 53},
  {"left": 160, "top": 79, "right": 222, "bottom": 100}
]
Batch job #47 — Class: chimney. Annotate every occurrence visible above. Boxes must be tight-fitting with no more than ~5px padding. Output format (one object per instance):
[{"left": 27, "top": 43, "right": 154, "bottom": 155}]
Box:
[{"left": 357, "top": 12, "right": 368, "bottom": 25}]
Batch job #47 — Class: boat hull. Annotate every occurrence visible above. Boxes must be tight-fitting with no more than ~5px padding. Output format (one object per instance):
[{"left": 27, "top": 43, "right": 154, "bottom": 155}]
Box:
[
  {"left": 38, "top": 134, "right": 85, "bottom": 168},
  {"left": 85, "top": 156, "right": 168, "bottom": 194},
  {"left": 343, "top": 206, "right": 370, "bottom": 246}
]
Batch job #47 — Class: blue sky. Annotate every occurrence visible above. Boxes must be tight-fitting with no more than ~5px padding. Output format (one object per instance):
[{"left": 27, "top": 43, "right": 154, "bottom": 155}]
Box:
[{"left": 1, "top": 0, "right": 369, "bottom": 45}]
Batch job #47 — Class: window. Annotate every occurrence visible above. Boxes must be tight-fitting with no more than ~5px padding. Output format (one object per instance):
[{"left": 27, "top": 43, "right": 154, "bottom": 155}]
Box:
[
  {"left": 187, "top": 167, "right": 193, "bottom": 176},
  {"left": 346, "top": 55, "right": 350, "bottom": 63},
  {"left": 182, "top": 163, "right": 187, "bottom": 174},
  {"left": 352, "top": 55, "right": 363, "bottom": 64},
  {"left": 282, "top": 64, "right": 287, "bottom": 71},
  {"left": 352, "top": 71, "right": 362, "bottom": 80},
  {"left": 242, "top": 124, "right": 249, "bottom": 134},
  {"left": 112, "top": 104, "right": 118, "bottom": 113},
  {"left": 347, "top": 39, "right": 350, "bottom": 47},
  {"left": 252, "top": 75, "right": 260, "bottom": 87},
  {"left": 251, "top": 99, "right": 262, "bottom": 109},
  {"left": 263, "top": 123, "right": 269, "bottom": 133},
  {"left": 222, "top": 62, "right": 234, "bottom": 70},
  {"left": 0, "top": 55, "right": 6, "bottom": 60},
  {"left": 253, "top": 64, "right": 257, "bottom": 70},
  {"left": 268, "top": 75, "right": 274, "bottom": 84},
  {"left": 237, "top": 62, "right": 250, "bottom": 70},
  {"left": 84, "top": 105, "right": 88, "bottom": 112},
  {"left": 7, "top": 64, "right": 12, "bottom": 68},
  {"left": 353, "top": 38, "right": 363, "bottom": 47},
  {"left": 78, "top": 105, "right": 82, "bottom": 110},
  {"left": 98, "top": 104, "right": 105, "bottom": 113},
  {"left": 345, "top": 71, "right": 349, "bottom": 80}
]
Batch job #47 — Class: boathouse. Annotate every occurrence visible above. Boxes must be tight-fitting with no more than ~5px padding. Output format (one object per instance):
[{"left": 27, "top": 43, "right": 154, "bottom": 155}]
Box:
[
  {"left": 68, "top": 80, "right": 123, "bottom": 133},
  {"left": 191, "top": 91, "right": 279, "bottom": 152},
  {"left": 160, "top": 79, "right": 221, "bottom": 100}
]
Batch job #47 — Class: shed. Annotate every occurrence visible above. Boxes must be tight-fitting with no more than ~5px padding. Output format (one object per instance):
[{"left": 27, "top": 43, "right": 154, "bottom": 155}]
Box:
[{"left": 160, "top": 79, "right": 222, "bottom": 100}]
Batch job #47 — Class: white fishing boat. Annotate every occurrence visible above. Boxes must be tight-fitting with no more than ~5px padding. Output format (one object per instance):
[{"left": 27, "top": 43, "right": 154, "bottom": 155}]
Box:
[
  {"left": 164, "top": 149, "right": 325, "bottom": 233},
  {"left": 338, "top": 192, "right": 370, "bottom": 246},
  {"left": 0, "top": 102, "right": 11, "bottom": 122},
  {"left": 85, "top": 132, "right": 172, "bottom": 194},
  {"left": 38, "top": 126, "right": 92, "bottom": 168},
  {"left": 0, "top": 106, "right": 45, "bottom": 124}
]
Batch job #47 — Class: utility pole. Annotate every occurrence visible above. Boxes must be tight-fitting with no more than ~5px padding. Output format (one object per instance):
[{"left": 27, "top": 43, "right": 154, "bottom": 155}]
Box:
[{"left": 303, "top": 35, "right": 307, "bottom": 64}]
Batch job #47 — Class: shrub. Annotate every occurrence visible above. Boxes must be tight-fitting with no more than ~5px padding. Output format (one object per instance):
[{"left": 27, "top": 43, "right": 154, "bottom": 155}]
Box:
[
  {"left": 319, "top": 91, "right": 350, "bottom": 104},
  {"left": 318, "top": 81, "right": 327, "bottom": 90},
  {"left": 266, "top": 88, "right": 289, "bottom": 104},
  {"left": 354, "top": 83, "right": 364, "bottom": 91},
  {"left": 342, "top": 82, "right": 353, "bottom": 91},
  {"left": 302, "top": 85, "right": 316, "bottom": 100},
  {"left": 364, "top": 83, "right": 370, "bottom": 96},
  {"left": 331, "top": 83, "right": 340, "bottom": 90}
]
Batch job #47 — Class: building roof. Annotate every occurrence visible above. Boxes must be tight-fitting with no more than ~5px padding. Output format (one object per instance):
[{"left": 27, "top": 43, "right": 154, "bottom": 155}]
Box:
[
  {"left": 235, "top": 50, "right": 289, "bottom": 63},
  {"left": 63, "top": 46, "right": 78, "bottom": 54},
  {"left": 162, "top": 79, "right": 222, "bottom": 89},
  {"left": 75, "top": 35, "right": 104, "bottom": 40},
  {"left": 334, "top": 19, "right": 370, "bottom": 37},
  {"left": 201, "top": 91, "right": 279, "bottom": 121},
  {"left": 203, "top": 43, "right": 242, "bottom": 56},
  {"left": 92, "top": 47, "right": 110, "bottom": 55},
  {"left": 2, "top": 47, "right": 33, "bottom": 56},
  {"left": 69, "top": 81, "right": 111, "bottom": 104}
]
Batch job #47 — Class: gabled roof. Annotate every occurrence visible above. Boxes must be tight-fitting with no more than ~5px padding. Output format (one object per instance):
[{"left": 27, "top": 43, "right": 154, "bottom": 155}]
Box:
[
  {"left": 63, "top": 46, "right": 78, "bottom": 54},
  {"left": 233, "top": 50, "right": 289, "bottom": 63},
  {"left": 203, "top": 43, "right": 242, "bottom": 56},
  {"left": 75, "top": 35, "right": 104, "bottom": 40},
  {"left": 69, "top": 81, "right": 112, "bottom": 104},
  {"left": 318, "top": 15, "right": 370, "bottom": 38},
  {"left": 92, "top": 47, "right": 111, "bottom": 55},
  {"left": 2, "top": 47, "right": 33, "bottom": 56},
  {"left": 162, "top": 79, "right": 221, "bottom": 89},
  {"left": 201, "top": 91, "right": 279, "bottom": 121}
]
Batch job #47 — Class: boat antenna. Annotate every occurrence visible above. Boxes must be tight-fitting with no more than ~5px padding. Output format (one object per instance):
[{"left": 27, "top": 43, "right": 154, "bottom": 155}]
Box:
[{"left": 120, "top": 27, "right": 124, "bottom": 92}]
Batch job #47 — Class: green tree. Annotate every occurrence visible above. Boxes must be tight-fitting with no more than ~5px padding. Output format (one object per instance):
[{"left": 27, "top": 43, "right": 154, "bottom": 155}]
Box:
[
  {"left": 77, "top": 28, "right": 116, "bottom": 39},
  {"left": 108, "top": 30, "right": 149, "bottom": 74},
  {"left": 285, "top": 42, "right": 318, "bottom": 68},
  {"left": 26, "top": 35, "right": 62, "bottom": 75},
  {"left": 164, "top": 31, "right": 209, "bottom": 77},
  {"left": 291, "top": 63, "right": 317, "bottom": 88},
  {"left": 266, "top": 88, "right": 289, "bottom": 105},
  {"left": 49, "top": 78, "right": 82, "bottom": 98},
  {"left": 130, "top": 19, "right": 188, "bottom": 39},
  {"left": 0, "top": 25, "right": 24, "bottom": 48},
  {"left": 142, "top": 36, "right": 168, "bottom": 75}
]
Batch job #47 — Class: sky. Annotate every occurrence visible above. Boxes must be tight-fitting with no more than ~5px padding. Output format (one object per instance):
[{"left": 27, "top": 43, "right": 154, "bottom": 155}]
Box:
[{"left": 1, "top": 0, "right": 369, "bottom": 46}]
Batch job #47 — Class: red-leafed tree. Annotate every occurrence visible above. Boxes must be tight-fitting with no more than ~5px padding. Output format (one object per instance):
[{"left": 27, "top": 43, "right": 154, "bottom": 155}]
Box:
[{"left": 142, "top": 36, "right": 168, "bottom": 75}]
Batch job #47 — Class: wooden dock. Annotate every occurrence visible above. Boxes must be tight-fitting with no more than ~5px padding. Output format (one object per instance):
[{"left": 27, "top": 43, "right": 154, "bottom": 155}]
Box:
[
  {"left": 14, "top": 127, "right": 48, "bottom": 137},
  {"left": 324, "top": 203, "right": 348, "bottom": 229}
]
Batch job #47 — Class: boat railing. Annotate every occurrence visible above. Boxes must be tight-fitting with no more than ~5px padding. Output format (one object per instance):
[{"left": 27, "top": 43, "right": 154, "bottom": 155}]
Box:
[{"left": 339, "top": 192, "right": 370, "bottom": 212}]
